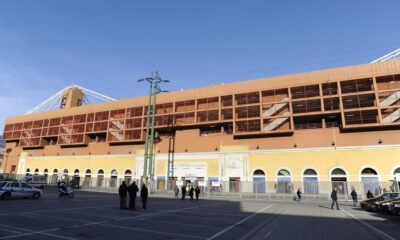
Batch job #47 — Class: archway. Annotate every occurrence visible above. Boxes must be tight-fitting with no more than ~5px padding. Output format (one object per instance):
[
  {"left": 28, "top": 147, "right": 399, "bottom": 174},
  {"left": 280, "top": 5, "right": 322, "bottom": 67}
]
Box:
[
  {"left": 51, "top": 169, "right": 59, "bottom": 185},
  {"left": 110, "top": 169, "right": 118, "bottom": 188},
  {"left": 124, "top": 170, "right": 132, "bottom": 185},
  {"left": 83, "top": 169, "right": 92, "bottom": 188},
  {"left": 253, "top": 169, "right": 266, "bottom": 193},
  {"left": 276, "top": 169, "right": 292, "bottom": 194},
  {"left": 303, "top": 169, "right": 319, "bottom": 194},
  {"left": 361, "top": 167, "right": 380, "bottom": 196},
  {"left": 72, "top": 169, "right": 80, "bottom": 188},
  {"left": 43, "top": 169, "right": 48, "bottom": 177},
  {"left": 330, "top": 168, "right": 347, "bottom": 196},
  {"left": 97, "top": 169, "right": 104, "bottom": 187},
  {"left": 34, "top": 168, "right": 39, "bottom": 175},
  {"left": 63, "top": 169, "right": 69, "bottom": 182},
  {"left": 26, "top": 168, "right": 31, "bottom": 174}
]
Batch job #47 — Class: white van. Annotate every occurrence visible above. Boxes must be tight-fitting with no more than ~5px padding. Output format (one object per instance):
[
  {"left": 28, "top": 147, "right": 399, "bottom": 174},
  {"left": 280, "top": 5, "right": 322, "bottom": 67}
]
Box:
[{"left": 21, "top": 174, "right": 47, "bottom": 189}]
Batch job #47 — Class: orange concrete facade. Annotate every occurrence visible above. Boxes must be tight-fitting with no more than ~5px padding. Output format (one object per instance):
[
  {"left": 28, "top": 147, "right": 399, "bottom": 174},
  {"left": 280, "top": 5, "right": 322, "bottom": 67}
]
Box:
[{"left": 2, "top": 61, "right": 400, "bottom": 175}]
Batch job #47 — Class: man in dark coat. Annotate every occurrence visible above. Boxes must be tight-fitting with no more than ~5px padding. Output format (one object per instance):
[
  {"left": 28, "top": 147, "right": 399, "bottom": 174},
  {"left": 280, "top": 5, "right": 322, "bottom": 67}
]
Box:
[
  {"left": 297, "top": 188, "right": 302, "bottom": 203},
  {"left": 181, "top": 185, "right": 186, "bottom": 200},
  {"left": 127, "top": 181, "right": 139, "bottom": 210},
  {"left": 366, "top": 190, "right": 374, "bottom": 199},
  {"left": 118, "top": 181, "right": 128, "bottom": 209},
  {"left": 351, "top": 188, "right": 358, "bottom": 206},
  {"left": 331, "top": 188, "right": 340, "bottom": 210},
  {"left": 195, "top": 186, "right": 200, "bottom": 201},
  {"left": 140, "top": 184, "right": 149, "bottom": 210},
  {"left": 189, "top": 186, "right": 194, "bottom": 200}
]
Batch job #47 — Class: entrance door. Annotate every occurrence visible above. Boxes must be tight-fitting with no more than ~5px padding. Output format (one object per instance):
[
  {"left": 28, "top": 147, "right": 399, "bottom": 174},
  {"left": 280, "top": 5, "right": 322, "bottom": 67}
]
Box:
[
  {"left": 229, "top": 177, "right": 240, "bottom": 192},
  {"left": 331, "top": 177, "right": 348, "bottom": 197}
]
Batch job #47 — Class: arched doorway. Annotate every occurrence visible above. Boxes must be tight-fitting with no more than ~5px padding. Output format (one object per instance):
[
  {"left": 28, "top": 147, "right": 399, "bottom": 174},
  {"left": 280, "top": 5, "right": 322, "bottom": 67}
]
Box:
[
  {"left": 34, "top": 168, "right": 39, "bottom": 175},
  {"left": 253, "top": 169, "right": 266, "bottom": 193},
  {"left": 26, "top": 168, "right": 31, "bottom": 174},
  {"left": 43, "top": 169, "right": 48, "bottom": 177},
  {"left": 110, "top": 169, "right": 118, "bottom": 188},
  {"left": 277, "top": 169, "right": 292, "bottom": 193},
  {"left": 330, "top": 168, "right": 347, "bottom": 197},
  {"left": 303, "top": 169, "right": 319, "bottom": 194},
  {"left": 63, "top": 169, "right": 69, "bottom": 182},
  {"left": 97, "top": 170, "right": 104, "bottom": 187},
  {"left": 51, "top": 169, "right": 59, "bottom": 185},
  {"left": 83, "top": 169, "right": 92, "bottom": 188},
  {"left": 124, "top": 170, "right": 132, "bottom": 185},
  {"left": 72, "top": 169, "right": 80, "bottom": 188},
  {"left": 361, "top": 167, "right": 380, "bottom": 196}
]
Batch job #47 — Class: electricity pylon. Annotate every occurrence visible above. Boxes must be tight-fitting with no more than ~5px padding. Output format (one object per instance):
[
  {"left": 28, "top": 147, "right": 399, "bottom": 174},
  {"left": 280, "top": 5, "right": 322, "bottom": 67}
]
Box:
[{"left": 138, "top": 72, "right": 169, "bottom": 186}]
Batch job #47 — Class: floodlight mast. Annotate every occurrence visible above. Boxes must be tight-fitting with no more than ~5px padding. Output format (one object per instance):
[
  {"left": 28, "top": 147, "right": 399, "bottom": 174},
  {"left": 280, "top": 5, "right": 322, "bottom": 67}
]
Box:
[
  {"left": 371, "top": 48, "right": 400, "bottom": 63},
  {"left": 138, "top": 72, "right": 169, "bottom": 189}
]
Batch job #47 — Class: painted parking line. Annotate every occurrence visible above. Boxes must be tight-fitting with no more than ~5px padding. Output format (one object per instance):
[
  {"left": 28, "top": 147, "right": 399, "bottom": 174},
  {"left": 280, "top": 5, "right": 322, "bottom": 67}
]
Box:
[
  {"left": 1, "top": 203, "right": 219, "bottom": 239},
  {"left": 0, "top": 204, "right": 115, "bottom": 216},
  {"left": 341, "top": 209, "right": 397, "bottom": 240},
  {"left": 0, "top": 223, "right": 78, "bottom": 240},
  {"left": 237, "top": 205, "right": 288, "bottom": 240},
  {"left": 100, "top": 223, "right": 204, "bottom": 239},
  {"left": 206, "top": 204, "right": 273, "bottom": 240}
]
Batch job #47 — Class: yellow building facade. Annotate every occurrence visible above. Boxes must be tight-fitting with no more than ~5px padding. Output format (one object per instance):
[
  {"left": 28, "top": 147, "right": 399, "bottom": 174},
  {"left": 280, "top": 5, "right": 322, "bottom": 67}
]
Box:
[{"left": 20, "top": 144, "right": 400, "bottom": 195}]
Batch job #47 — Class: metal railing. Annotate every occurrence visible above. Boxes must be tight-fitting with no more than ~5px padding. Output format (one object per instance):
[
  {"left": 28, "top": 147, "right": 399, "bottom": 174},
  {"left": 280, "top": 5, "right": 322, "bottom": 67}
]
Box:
[{"left": 1, "top": 173, "right": 399, "bottom": 201}]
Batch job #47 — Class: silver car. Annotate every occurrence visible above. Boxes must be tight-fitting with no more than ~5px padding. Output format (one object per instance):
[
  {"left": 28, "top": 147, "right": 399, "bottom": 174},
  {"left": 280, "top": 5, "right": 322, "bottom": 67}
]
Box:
[{"left": 0, "top": 181, "right": 42, "bottom": 200}]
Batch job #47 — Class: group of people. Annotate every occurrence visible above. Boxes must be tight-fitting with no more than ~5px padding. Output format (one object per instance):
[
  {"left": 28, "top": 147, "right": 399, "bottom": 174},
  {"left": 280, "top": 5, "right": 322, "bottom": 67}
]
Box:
[
  {"left": 296, "top": 187, "right": 361, "bottom": 209},
  {"left": 118, "top": 181, "right": 148, "bottom": 210},
  {"left": 174, "top": 185, "right": 201, "bottom": 201}
]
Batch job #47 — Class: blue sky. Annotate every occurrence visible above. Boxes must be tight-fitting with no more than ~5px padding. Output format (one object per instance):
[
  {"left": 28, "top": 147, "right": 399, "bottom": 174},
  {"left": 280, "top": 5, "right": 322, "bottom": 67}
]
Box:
[{"left": 1, "top": 0, "right": 400, "bottom": 128}]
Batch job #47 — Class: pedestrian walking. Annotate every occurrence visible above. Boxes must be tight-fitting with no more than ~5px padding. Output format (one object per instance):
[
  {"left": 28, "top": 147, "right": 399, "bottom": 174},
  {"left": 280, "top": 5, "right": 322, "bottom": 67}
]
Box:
[
  {"left": 181, "top": 185, "right": 186, "bottom": 200},
  {"left": 331, "top": 188, "right": 340, "bottom": 210},
  {"left": 140, "top": 184, "right": 148, "bottom": 210},
  {"left": 118, "top": 181, "right": 128, "bottom": 209},
  {"left": 195, "top": 186, "right": 200, "bottom": 201},
  {"left": 297, "top": 188, "right": 302, "bottom": 203},
  {"left": 174, "top": 185, "right": 179, "bottom": 199},
  {"left": 128, "top": 181, "right": 139, "bottom": 210},
  {"left": 350, "top": 188, "right": 358, "bottom": 207},
  {"left": 367, "top": 190, "right": 374, "bottom": 199},
  {"left": 189, "top": 185, "right": 194, "bottom": 200}
]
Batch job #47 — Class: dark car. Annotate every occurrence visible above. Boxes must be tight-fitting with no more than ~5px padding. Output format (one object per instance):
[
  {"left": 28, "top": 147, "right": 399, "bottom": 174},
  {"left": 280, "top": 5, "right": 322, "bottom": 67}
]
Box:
[
  {"left": 360, "top": 192, "right": 400, "bottom": 211},
  {"left": 388, "top": 199, "right": 400, "bottom": 215},
  {"left": 375, "top": 197, "right": 400, "bottom": 212}
]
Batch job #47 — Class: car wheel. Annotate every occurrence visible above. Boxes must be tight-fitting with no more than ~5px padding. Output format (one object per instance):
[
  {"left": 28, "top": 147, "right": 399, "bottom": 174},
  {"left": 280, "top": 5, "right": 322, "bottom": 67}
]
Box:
[
  {"left": 32, "top": 192, "right": 41, "bottom": 199},
  {"left": 1, "top": 192, "right": 11, "bottom": 200}
]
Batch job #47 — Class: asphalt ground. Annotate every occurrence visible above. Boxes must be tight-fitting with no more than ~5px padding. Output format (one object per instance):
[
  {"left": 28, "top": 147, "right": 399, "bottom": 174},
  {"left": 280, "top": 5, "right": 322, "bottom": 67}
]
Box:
[{"left": 0, "top": 189, "right": 399, "bottom": 240}]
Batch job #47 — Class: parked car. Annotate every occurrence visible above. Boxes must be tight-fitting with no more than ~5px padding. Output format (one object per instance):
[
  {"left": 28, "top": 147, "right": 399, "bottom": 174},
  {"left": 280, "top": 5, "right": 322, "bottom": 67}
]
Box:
[
  {"left": 388, "top": 199, "right": 400, "bottom": 215},
  {"left": 360, "top": 192, "right": 400, "bottom": 211},
  {"left": 374, "top": 197, "right": 400, "bottom": 212},
  {"left": 0, "top": 181, "right": 42, "bottom": 200}
]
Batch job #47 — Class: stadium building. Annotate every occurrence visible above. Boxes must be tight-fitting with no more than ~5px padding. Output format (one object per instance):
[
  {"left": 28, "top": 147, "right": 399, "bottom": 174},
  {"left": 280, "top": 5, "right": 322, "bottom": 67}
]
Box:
[{"left": 2, "top": 60, "right": 400, "bottom": 196}]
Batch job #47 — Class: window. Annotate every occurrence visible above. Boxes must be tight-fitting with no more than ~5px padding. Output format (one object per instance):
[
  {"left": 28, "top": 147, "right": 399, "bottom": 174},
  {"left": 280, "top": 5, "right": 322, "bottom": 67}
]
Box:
[
  {"left": 11, "top": 182, "right": 20, "bottom": 188},
  {"left": 20, "top": 183, "right": 30, "bottom": 188},
  {"left": 361, "top": 168, "right": 378, "bottom": 175},
  {"left": 331, "top": 168, "right": 346, "bottom": 175}
]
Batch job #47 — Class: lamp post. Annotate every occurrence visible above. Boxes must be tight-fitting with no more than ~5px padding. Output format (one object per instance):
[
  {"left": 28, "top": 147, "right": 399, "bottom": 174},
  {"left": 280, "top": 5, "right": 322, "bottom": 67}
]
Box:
[{"left": 138, "top": 72, "right": 169, "bottom": 189}]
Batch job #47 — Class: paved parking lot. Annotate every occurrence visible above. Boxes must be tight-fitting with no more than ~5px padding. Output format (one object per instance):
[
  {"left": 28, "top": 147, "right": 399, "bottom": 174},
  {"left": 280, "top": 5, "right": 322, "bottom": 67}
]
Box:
[{"left": 0, "top": 189, "right": 399, "bottom": 240}]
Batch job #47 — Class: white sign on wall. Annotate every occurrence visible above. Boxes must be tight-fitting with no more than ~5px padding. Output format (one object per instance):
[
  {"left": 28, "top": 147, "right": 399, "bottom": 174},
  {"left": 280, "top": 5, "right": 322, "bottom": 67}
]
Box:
[
  {"left": 172, "top": 162, "right": 207, "bottom": 178},
  {"left": 176, "top": 180, "right": 183, "bottom": 186},
  {"left": 225, "top": 157, "right": 242, "bottom": 177}
]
